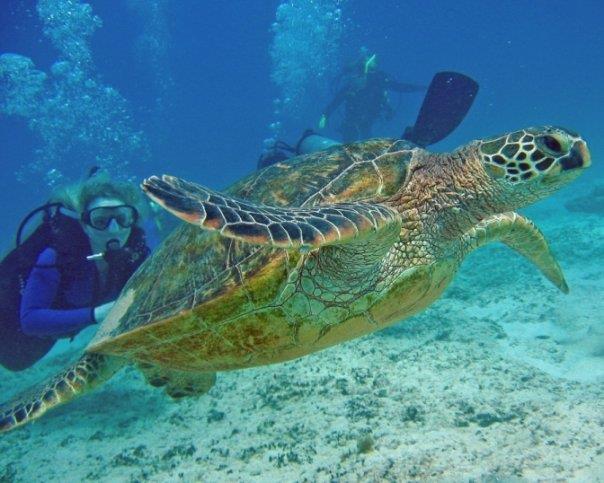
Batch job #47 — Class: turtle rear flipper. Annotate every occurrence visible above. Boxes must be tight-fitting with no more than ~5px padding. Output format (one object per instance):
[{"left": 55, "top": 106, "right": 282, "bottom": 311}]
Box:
[
  {"left": 460, "top": 212, "right": 568, "bottom": 293},
  {"left": 142, "top": 175, "right": 401, "bottom": 251},
  {"left": 138, "top": 363, "right": 216, "bottom": 399},
  {"left": 0, "top": 354, "right": 122, "bottom": 433}
]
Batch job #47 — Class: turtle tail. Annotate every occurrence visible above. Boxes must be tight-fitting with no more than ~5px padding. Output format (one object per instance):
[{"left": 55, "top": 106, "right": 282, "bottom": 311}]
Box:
[{"left": 0, "top": 353, "right": 123, "bottom": 433}]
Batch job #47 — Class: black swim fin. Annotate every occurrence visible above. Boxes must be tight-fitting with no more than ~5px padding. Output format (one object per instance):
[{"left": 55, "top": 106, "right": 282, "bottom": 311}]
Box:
[{"left": 402, "top": 71, "right": 479, "bottom": 147}]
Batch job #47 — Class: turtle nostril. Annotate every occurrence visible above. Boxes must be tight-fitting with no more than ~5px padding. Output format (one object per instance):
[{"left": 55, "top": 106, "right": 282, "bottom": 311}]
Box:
[{"left": 559, "top": 144, "right": 589, "bottom": 171}]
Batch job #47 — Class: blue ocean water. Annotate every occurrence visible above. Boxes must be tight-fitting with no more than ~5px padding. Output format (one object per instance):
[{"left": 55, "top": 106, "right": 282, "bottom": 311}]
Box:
[
  {"left": 1, "top": 0, "right": 602, "bottom": 236},
  {"left": 0, "top": 1, "right": 602, "bottom": 480}
]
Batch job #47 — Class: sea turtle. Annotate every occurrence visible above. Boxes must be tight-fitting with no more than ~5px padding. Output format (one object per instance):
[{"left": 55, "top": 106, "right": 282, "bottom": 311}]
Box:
[{"left": 0, "top": 126, "right": 591, "bottom": 432}]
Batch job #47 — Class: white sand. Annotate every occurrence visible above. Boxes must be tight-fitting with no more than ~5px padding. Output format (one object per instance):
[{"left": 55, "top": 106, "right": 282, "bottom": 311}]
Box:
[{"left": 1, "top": 195, "right": 602, "bottom": 482}]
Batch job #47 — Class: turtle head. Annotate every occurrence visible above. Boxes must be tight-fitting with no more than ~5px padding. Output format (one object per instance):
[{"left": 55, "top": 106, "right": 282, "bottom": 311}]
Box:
[{"left": 478, "top": 126, "right": 591, "bottom": 204}]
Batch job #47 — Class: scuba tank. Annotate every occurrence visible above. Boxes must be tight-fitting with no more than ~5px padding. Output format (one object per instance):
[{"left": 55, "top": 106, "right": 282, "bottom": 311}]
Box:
[
  {"left": 257, "top": 130, "right": 342, "bottom": 169},
  {"left": 295, "top": 129, "right": 341, "bottom": 155}
]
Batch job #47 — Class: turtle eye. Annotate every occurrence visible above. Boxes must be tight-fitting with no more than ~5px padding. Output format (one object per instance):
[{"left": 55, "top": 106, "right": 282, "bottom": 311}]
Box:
[{"left": 541, "top": 135, "right": 563, "bottom": 154}]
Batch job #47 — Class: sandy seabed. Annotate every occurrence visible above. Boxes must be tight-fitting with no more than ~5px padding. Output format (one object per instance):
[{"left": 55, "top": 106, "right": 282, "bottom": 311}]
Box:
[{"left": 1, "top": 187, "right": 602, "bottom": 482}]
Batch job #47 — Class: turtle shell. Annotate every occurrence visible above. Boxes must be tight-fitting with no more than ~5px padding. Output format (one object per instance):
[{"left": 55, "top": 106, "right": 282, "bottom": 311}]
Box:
[{"left": 89, "top": 139, "right": 416, "bottom": 365}]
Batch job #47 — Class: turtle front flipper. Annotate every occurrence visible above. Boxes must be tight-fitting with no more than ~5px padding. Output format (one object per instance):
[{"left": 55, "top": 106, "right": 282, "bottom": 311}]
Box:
[
  {"left": 142, "top": 175, "right": 401, "bottom": 251},
  {"left": 0, "top": 354, "right": 123, "bottom": 433},
  {"left": 459, "top": 212, "right": 568, "bottom": 293}
]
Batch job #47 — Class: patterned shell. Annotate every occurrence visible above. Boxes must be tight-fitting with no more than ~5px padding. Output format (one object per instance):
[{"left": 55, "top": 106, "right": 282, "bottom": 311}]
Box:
[{"left": 90, "top": 139, "right": 416, "bottom": 347}]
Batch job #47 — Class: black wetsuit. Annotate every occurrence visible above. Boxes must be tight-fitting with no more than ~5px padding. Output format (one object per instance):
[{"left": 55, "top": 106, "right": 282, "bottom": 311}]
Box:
[
  {"left": 0, "top": 213, "right": 149, "bottom": 371},
  {"left": 20, "top": 228, "right": 149, "bottom": 337}
]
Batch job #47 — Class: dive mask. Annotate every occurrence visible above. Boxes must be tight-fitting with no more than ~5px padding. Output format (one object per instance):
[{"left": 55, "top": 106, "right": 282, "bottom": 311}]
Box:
[{"left": 82, "top": 205, "right": 138, "bottom": 230}]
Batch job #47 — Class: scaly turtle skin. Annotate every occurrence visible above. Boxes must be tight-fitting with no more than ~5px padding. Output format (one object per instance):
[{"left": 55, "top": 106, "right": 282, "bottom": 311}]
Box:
[{"left": 0, "top": 127, "right": 591, "bottom": 432}]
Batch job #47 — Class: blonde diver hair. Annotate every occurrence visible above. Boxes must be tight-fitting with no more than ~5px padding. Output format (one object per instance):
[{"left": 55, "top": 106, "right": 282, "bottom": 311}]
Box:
[{"left": 50, "top": 171, "right": 149, "bottom": 223}]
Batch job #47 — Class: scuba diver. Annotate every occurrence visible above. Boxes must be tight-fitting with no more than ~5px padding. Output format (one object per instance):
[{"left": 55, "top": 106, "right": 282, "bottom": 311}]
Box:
[
  {"left": 0, "top": 170, "right": 153, "bottom": 371},
  {"left": 258, "top": 66, "right": 479, "bottom": 169},
  {"left": 319, "top": 49, "right": 427, "bottom": 142}
]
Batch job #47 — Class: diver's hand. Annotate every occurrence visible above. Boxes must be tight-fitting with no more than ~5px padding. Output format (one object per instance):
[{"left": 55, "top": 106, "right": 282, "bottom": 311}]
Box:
[
  {"left": 94, "top": 301, "right": 116, "bottom": 323},
  {"left": 319, "top": 114, "right": 327, "bottom": 129}
]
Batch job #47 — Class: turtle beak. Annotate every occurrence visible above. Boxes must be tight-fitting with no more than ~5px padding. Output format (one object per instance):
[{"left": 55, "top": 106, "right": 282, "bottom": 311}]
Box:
[
  {"left": 560, "top": 140, "right": 591, "bottom": 171},
  {"left": 541, "top": 139, "right": 591, "bottom": 187},
  {"left": 576, "top": 140, "right": 590, "bottom": 168}
]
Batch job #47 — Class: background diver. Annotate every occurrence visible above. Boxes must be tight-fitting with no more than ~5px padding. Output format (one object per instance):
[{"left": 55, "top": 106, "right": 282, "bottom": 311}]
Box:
[
  {"left": 319, "top": 50, "right": 427, "bottom": 142},
  {"left": 258, "top": 53, "right": 479, "bottom": 169}
]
